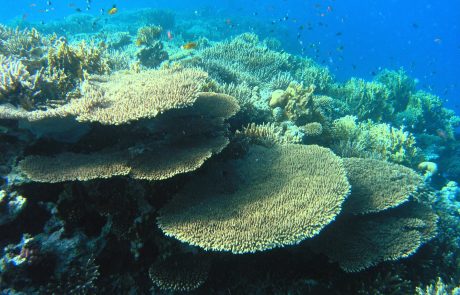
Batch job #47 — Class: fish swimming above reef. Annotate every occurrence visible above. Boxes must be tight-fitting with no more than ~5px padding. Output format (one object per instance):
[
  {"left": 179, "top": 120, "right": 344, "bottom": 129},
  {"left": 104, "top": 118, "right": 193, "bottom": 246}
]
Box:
[
  {"left": 182, "top": 42, "right": 198, "bottom": 50},
  {"left": 108, "top": 5, "right": 118, "bottom": 15}
]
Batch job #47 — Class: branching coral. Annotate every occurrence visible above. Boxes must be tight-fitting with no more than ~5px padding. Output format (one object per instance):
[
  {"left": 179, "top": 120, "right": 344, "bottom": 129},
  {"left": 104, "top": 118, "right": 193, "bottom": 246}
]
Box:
[
  {"left": 292, "top": 56, "right": 333, "bottom": 93},
  {"left": 330, "top": 115, "right": 420, "bottom": 164},
  {"left": 135, "top": 25, "right": 162, "bottom": 47},
  {"left": 235, "top": 122, "right": 286, "bottom": 146},
  {"left": 375, "top": 68, "right": 415, "bottom": 113},
  {"left": 0, "top": 27, "right": 50, "bottom": 59},
  {"left": 157, "top": 144, "right": 350, "bottom": 253},
  {"left": 333, "top": 78, "right": 391, "bottom": 121},
  {"left": 395, "top": 90, "right": 460, "bottom": 139}
]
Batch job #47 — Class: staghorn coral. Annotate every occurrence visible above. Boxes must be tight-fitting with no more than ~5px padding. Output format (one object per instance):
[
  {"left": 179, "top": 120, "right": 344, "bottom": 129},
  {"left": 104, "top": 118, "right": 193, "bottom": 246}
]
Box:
[
  {"left": 311, "top": 201, "right": 438, "bottom": 272},
  {"left": 149, "top": 253, "right": 210, "bottom": 292},
  {"left": 19, "top": 136, "right": 229, "bottom": 183},
  {"left": 0, "top": 27, "right": 50, "bottom": 60},
  {"left": 342, "top": 157, "right": 424, "bottom": 215},
  {"left": 0, "top": 56, "right": 31, "bottom": 101},
  {"left": 268, "top": 72, "right": 293, "bottom": 91},
  {"left": 330, "top": 115, "right": 420, "bottom": 164},
  {"left": 157, "top": 144, "right": 350, "bottom": 254},
  {"left": 235, "top": 122, "right": 286, "bottom": 146},
  {"left": 46, "top": 38, "right": 110, "bottom": 99}
]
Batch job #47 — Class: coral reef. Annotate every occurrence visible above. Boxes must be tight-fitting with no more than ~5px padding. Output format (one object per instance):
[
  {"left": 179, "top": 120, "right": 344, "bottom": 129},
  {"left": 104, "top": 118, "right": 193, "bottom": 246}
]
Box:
[{"left": 0, "top": 18, "right": 458, "bottom": 294}]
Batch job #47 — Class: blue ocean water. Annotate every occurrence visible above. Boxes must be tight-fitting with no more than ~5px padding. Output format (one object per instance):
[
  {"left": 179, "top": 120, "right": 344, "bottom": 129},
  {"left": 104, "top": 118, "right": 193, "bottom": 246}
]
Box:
[{"left": 2, "top": 0, "right": 459, "bottom": 117}]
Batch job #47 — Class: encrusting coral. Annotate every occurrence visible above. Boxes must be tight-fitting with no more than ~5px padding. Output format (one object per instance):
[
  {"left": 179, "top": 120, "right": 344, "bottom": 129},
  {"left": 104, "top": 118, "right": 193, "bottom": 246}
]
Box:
[
  {"left": 157, "top": 144, "right": 350, "bottom": 254},
  {"left": 341, "top": 157, "right": 424, "bottom": 215}
]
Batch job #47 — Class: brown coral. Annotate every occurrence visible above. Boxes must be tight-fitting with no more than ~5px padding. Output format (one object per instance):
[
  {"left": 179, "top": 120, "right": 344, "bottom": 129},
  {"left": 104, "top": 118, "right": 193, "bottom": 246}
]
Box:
[
  {"left": 341, "top": 158, "right": 424, "bottom": 215},
  {"left": 149, "top": 253, "right": 210, "bottom": 292},
  {"left": 157, "top": 144, "right": 350, "bottom": 254},
  {"left": 71, "top": 67, "right": 209, "bottom": 125},
  {"left": 311, "top": 201, "right": 438, "bottom": 272},
  {"left": 19, "top": 136, "right": 229, "bottom": 183}
]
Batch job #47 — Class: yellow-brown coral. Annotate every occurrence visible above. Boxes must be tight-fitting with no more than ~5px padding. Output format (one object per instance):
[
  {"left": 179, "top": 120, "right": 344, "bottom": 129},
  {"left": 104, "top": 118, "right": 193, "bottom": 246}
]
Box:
[
  {"left": 149, "top": 254, "right": 210, "bottom": 292},
  {"left": 342, "top": 157, "right": 424, "bottom": 215},
  {"left": 311, "top": 202, "right": 437, "bottom": 272},
  {"left": 157, "top": 144, "right": 350, "bottom": 254}
]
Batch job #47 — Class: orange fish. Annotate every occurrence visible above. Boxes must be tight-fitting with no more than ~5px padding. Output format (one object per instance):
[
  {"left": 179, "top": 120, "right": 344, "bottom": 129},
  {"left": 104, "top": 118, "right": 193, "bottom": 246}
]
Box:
[
  {"left": 108, "top": 5, "right": 117, "bottom": 15},
  {"left": 182, "top": 42, "right": 197, "bottom": 50}
]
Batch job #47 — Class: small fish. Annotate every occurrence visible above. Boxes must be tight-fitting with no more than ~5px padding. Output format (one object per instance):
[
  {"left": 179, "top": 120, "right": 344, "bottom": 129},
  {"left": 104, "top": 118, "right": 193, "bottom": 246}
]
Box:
[
  {"left": 75, "top": 8, "right": 82, "bottom": 12},
  {"left": 167, "top": 30, "right": 173, "bottom": 40},
  {"left": 135, "top": 38, "right": 143, "bottom": 46},
  {"left": 108, "top": 5, "right": 117, "bottom": 15},
  {"left": 30, "top": 3, "right": 37, "bottom": 7},
  {"left": 182, "top": 42, "right": 198, "bottom": 50},
  {"left": 433, "top": 38, "right": 442, "bottom": 44},
  {"left": 47, "top": 0, "right": 52, "bottom": 5},
  {"left": 335, "top": 32, "right": 342, "bottom": 36},
  {"left": 436, "top": 129, "right": 448, "bottom": 140}
]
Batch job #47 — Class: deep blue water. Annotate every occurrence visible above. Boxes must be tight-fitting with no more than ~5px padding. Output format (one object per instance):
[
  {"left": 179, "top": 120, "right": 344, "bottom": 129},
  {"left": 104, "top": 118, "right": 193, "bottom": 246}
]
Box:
[{"left": 2, "top": 0, "right": 459, "bottom": 117}]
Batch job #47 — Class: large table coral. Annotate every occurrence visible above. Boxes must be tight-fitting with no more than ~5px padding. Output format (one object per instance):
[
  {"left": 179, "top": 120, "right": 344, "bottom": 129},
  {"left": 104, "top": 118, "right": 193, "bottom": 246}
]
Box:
[{"left": 157, "top": 144, "right": 351, "bottom": 253}]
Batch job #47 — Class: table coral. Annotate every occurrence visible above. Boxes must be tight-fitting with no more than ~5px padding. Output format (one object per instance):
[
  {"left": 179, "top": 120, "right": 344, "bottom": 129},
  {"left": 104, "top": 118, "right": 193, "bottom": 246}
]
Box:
[{"left": 158, "top": 144, "right": 350, "bottom": 253}]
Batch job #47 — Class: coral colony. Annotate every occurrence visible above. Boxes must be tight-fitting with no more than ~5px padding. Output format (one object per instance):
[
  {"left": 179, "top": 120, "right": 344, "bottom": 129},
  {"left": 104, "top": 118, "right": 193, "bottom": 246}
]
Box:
[{"left": 0, "top": 8, "right": 460, "bottom": 294}]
